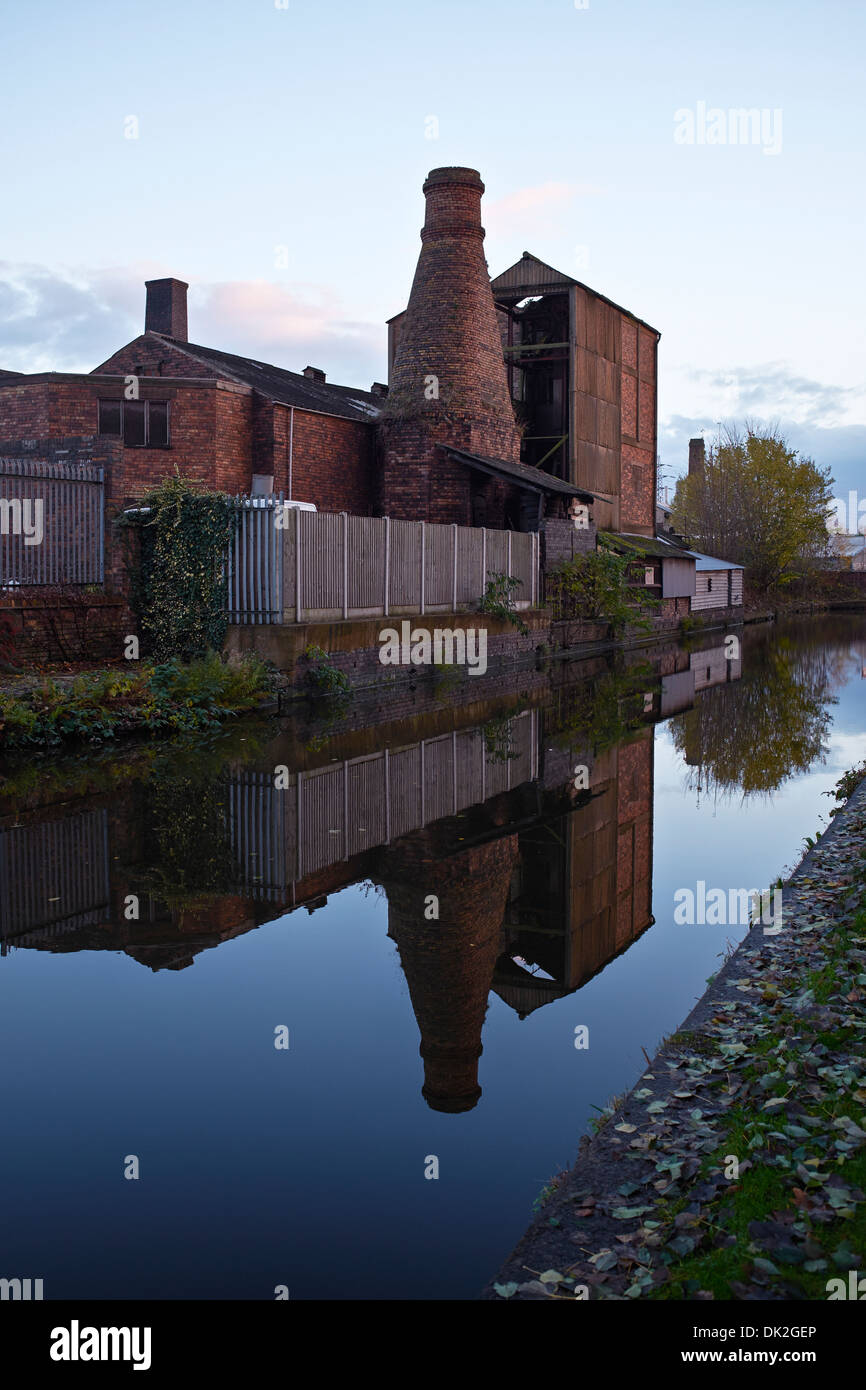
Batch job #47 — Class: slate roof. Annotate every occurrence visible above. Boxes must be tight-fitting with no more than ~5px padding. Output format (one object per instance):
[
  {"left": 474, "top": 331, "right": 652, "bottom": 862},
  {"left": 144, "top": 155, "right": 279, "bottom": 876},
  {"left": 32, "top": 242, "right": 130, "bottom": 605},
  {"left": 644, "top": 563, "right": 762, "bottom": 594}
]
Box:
[
  {"left": 443, "top": 446, "right": 595, "bottom": 501},
  {"left": 688, "top": 549, "right": 744, "bottom": 572},
  {"left": 144, "top": 335, "right": 383, "bottom": 424},
  {"left": 609, "top": 532, "right": 744, "bottom": 572}
]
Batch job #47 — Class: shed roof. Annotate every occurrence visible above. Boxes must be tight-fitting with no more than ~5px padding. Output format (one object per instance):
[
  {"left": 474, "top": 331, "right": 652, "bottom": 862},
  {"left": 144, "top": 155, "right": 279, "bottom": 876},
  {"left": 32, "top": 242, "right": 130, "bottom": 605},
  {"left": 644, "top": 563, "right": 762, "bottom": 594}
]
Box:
[
  {"left": 443, "top": 446, "right": 595, "bottom": 501},
  {"left": 687, "top": 550, "right": 744, "bottom": 572},
  {"left": 605, "top": 532, "right": 693, "bottom": 560},
  {"left": 612, "top": 532, "right": 744, "bottom": 573}
]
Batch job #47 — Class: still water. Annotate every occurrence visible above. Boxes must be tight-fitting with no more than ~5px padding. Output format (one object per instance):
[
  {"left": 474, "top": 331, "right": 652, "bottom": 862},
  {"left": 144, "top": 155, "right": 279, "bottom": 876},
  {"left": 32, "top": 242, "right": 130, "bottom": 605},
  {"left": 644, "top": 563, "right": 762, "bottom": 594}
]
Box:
[{"left": 1, "top": 617, "right": 865, "bottom": 1299}]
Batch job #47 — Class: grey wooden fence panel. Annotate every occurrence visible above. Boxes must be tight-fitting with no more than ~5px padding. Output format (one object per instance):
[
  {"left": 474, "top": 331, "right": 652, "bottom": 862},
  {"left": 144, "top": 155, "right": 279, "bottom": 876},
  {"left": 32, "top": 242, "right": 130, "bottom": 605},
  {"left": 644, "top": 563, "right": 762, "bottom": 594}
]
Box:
[
  {"left": 389, "top": 519, "right": 422, "bottom": 609},
  {"left": 387, "top": 745, "right": 424, "bottom": 839},
  {"left": 455, "top": 526, "right": 481, "bottom": 605},
  {"left": 424, "top": 524, "right": 452, "bottom": 608},
  {"left": 223, "top": 712, "right": 538, "bottom": 889},
  {"left": 227, "top": 503, "right": 539, "bottom": 624},
  {"left": 303, "top": 510, "right": 343, "bottom": 613},
  {"left": 485, "top": 529, "right": 508, "bottom": 583},
  {"left": 348, "top": 515, "right": 385, "bottom": 610}
]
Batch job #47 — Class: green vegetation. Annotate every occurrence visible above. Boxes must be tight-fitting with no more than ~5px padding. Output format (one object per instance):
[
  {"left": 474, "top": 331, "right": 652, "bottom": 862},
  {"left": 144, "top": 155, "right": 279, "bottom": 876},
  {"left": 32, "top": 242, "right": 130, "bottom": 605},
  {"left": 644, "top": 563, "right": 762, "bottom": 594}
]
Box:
[
  {"left": 546, "top": 544, "right": 658, "bottom": 636},
  {"left": 668, "top": 632, "right": 834, "bottom": 798},
  {"left": 671, "top": 423, "right": 834, "bottom": 590},
  {"left": 301, "top": 645, "right": 351, "bottom": 701},
  {"left": 480, "top": 704, "right": 527, "bottom": 763},
  {"left": 827, "top": 761, "right": 866, "bottom": 809},
  {"left": 0, "top": 652, "right": 271, "bottom": 751},
  {"left": 121, "top": 471, "right": 238, "bottom": 661},
  {"left": 431, "top": 661, "right": 462, "bottom": 699},
  {"left": 547, "top": 658, "right": 657, "bottom": 754},
  {"left": 649, "top": 903, "right": 866, "bottom": 1300},
  {"left": 479, "top": 572, "right": 529, "bottom": 634}
]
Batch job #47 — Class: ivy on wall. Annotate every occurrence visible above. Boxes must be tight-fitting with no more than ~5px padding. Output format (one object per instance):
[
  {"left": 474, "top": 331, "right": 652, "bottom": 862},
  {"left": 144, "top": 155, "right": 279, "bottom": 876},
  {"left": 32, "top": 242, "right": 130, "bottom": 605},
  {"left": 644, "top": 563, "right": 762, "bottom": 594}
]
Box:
[{"left": 122, "top": 472, "right": 238, "bottom": 661}]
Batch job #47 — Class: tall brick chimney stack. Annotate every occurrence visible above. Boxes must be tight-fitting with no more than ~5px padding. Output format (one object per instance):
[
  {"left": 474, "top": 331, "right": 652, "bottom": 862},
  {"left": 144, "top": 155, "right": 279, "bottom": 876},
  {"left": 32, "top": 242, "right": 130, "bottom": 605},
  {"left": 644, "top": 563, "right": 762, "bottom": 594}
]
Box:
[
  {"left": 379, "top": 167, "right": 522, "bottom": 523},
  {"left": 688, "top": 437, "right": 706, "bottom": 476},
  {"left": 145, "top": 278, "right": 189, "bottom": 341}
]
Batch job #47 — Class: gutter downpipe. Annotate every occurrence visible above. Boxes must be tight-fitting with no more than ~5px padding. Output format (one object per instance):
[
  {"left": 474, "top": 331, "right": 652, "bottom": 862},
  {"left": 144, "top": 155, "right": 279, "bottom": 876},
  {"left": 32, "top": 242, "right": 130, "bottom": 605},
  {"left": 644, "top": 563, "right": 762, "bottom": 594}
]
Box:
[{"left": 288, "top": 406, "right": 294, "bottom": 501}]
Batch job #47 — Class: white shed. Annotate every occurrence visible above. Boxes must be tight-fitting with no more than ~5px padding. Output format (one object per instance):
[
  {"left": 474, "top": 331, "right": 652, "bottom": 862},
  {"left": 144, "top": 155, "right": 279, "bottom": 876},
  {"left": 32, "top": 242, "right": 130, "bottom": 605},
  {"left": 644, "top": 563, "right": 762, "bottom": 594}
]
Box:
[{"left": 687, "top": 551, "right": 744, "bottom": 611}]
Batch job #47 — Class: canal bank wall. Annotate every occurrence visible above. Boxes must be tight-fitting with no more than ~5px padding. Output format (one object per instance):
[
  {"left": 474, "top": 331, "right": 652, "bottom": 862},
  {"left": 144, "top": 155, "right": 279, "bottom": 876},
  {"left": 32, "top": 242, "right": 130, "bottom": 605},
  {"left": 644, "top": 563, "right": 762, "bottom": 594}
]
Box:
[
  {"left": 225, "top": 601, "right": 749, "bottom": 699},
  {"left": 483, "top": 774, "right": 866, "bottom": 1301}
]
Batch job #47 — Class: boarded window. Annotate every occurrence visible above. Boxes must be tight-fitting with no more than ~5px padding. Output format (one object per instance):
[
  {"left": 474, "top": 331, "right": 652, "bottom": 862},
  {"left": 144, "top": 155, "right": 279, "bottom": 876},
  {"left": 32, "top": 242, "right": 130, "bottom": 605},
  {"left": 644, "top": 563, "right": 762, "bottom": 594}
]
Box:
[
  {"left": 123, "top": 401, "right": 146, "bottom": 446},
  {"left": 98, "top": 399, "right": 170, "bottom": 446},
  {"left": 98, "top": 400, "right": 121, "bottom": 435},
  {"left": 148, "top": 400, "right": 169, "bottom": 447}
]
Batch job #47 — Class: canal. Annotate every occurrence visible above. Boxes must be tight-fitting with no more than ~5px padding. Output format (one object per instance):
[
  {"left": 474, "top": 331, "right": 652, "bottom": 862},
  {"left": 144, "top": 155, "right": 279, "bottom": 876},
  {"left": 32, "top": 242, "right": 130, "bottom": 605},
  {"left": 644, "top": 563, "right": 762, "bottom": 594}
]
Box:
[{"left": 1, "top": 615, "right": 864, "bottom": 1299}]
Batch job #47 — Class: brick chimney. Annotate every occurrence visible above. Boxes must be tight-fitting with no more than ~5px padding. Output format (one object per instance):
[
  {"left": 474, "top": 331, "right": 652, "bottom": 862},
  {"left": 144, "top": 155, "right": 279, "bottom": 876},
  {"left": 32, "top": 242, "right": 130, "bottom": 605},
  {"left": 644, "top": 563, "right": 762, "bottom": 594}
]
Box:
[
  {"left": 688, "top": 437, "right": 706, "bottom": 476},
  {"left": 379, "top": 167, "right": 521, "bottom": 523},
  {"left": 145, "top": 278, "right": 188, "bottom": 341},
  {"left": 302, "top": 366, "right": 326, "bottom": 382}
]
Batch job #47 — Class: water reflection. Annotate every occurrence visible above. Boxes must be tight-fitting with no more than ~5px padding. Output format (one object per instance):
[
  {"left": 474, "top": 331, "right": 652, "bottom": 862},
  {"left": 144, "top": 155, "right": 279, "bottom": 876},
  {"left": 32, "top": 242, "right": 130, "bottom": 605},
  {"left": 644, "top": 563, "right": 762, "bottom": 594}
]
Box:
[{"left": 0, "top": 618, "right": 860, "bottom": 1119}]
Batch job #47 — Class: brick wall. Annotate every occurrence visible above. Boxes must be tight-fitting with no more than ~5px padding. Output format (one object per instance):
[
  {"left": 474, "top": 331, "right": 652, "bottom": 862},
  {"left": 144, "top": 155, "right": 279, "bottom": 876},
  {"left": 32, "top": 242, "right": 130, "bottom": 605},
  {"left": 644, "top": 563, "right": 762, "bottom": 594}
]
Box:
[
  {"left": 289, "top": 407, "right": 375, "bottom": 513},
  {"left": 541, "top": 516, "right": 597, "bottom": 571},
  {"left": 0, "top": 590, "right": 130, "bottom": 664},
  {"left": 381, "top": 168, "right": 523, "bottom": 525}
]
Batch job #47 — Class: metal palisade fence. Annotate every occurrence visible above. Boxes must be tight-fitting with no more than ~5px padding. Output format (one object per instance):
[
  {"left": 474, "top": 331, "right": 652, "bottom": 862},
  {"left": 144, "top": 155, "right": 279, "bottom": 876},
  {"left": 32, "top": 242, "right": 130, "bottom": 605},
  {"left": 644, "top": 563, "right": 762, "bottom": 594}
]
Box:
[
  {"left": 225, "top": 496, "right": 539, "bottom": 625},
  {"left": 0, "top": 457, "right": 104, "bottom": 585},
  {"left": 226, "top": 494, "right": 285, "bottom": 624}
]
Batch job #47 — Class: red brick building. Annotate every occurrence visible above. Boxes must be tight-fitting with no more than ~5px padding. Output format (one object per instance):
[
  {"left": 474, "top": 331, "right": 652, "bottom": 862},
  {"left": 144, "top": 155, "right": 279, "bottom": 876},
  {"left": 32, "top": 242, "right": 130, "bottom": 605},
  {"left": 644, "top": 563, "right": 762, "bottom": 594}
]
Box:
[
  {"left": 0, "top": 277, "right": 383, "bottom": 518},
  {"left": 389, "top": 249, "right": 661, "bottom": 536},
  {"left": 0, "top": 165, "right": 659, "bottom": 619}
]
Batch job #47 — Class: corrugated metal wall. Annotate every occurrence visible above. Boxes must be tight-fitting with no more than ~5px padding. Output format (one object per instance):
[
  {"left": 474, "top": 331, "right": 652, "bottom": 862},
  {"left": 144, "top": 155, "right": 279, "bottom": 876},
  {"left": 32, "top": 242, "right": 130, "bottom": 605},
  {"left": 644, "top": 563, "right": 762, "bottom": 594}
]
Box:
[
  {"left": 0, "top": 457, "right": 104, "bottom": 586},
  {"left": 0, "top": 809, "right": 110, "bottom": 946}
]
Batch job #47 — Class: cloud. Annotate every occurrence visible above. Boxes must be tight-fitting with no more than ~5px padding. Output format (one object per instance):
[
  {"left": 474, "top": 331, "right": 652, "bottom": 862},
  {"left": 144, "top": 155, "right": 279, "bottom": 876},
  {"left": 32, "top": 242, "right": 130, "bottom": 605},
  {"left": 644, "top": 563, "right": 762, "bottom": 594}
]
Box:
[
  {"left": 0, "top": 263, "right": 384, "bottom": 387},
  {"left": 659, "top": 412, "right": 866, "bottom": 501},
  {"left": 686, "top": 363, "right": 858, "bottom": 428},
  {"left": 193, "top": 280, "right": 382, "bottom": 384},
  {"left": 485, "top": 180, "right": 604, "bottom": 241},
  {"left": 0, "top": 262, "right": 140, "bottom": 372}
]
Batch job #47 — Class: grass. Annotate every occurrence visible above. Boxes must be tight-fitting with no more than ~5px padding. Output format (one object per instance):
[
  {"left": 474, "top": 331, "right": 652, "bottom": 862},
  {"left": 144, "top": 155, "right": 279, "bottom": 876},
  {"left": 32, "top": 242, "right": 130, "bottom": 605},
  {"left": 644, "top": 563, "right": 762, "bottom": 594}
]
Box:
[
  {"left": 0, "top": 651, "right": 273, "bottom": 752},
  {"left": 648, "top": 901, "right": 866, "bottom": 1299}
]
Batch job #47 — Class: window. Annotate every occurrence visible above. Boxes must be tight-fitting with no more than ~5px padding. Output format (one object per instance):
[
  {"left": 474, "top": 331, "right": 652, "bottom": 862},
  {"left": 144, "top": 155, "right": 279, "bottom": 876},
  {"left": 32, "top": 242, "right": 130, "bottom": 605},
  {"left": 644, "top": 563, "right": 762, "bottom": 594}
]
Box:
[
  {"left": 98, "top": 399, "right": 170, "bottom": 447},
  {"left": 707, "top": 576, "right": 713, "bottom": 592},
  {"left": 98, "top": 400, "right": 121, "bottom": 436}
]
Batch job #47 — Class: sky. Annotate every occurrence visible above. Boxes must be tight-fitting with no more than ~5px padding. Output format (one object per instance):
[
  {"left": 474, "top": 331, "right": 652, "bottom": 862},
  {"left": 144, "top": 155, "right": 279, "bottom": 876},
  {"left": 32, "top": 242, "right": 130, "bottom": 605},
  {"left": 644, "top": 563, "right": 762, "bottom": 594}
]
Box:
[{"left": 1, "top": 0, "right": 864, "bottom": 501}]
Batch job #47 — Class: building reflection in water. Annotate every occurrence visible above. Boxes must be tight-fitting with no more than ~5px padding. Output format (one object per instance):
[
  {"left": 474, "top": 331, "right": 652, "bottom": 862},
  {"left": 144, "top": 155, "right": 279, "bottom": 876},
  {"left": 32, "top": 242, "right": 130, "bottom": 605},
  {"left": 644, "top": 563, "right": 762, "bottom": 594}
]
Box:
[{"left": 1, "top": 638, "right": 746, "bottom": 1111}]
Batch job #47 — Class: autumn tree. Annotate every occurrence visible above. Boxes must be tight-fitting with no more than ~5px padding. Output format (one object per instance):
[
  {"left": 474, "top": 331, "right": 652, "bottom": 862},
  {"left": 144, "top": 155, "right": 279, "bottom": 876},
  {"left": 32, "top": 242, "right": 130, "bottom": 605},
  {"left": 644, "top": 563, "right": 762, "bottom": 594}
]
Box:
[{"left": 670, "top": 424, "right": 834, "bottom": 589}]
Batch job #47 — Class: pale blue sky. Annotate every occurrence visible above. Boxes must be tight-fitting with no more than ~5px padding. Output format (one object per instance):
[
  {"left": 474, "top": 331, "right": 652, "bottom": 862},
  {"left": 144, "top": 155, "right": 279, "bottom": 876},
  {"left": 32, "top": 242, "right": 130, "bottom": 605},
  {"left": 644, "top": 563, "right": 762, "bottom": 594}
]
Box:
[{"left": 1, "top": 0, "right": 864, "bottom": 495}]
